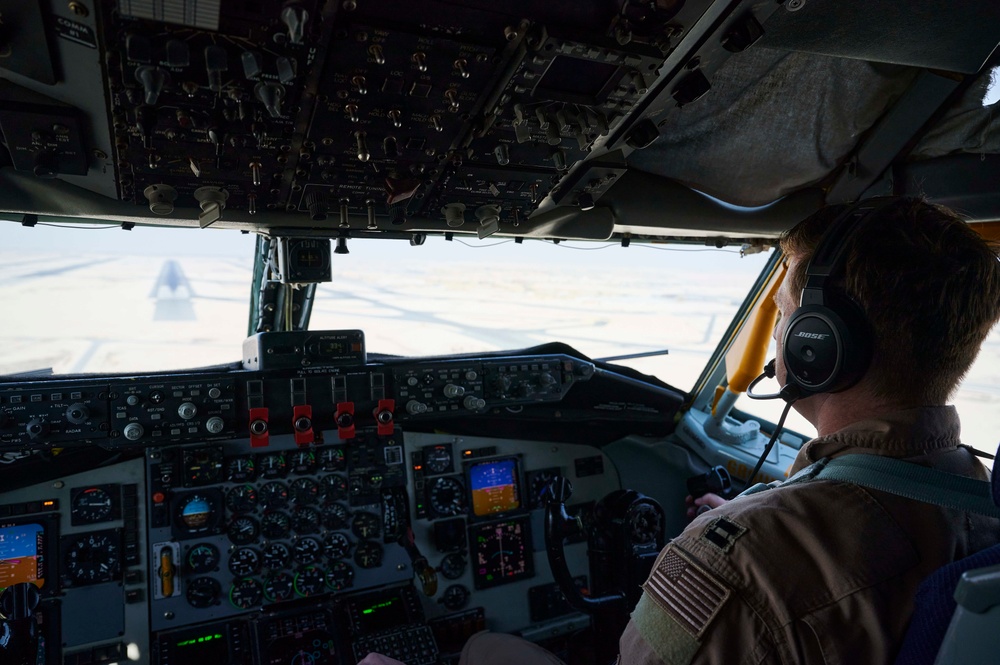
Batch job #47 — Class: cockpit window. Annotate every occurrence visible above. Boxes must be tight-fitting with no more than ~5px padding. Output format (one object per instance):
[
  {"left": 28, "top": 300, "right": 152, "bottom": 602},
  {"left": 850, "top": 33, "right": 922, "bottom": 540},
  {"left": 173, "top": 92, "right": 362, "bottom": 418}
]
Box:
[
  {"left": 0, "top": 223, "right": 771, "bottom": 394},
  {"left": 0, "top": 223, "right": 256, "bottom": 375},
  {"left": 302, "top": 237, "right": 772, "bottom": 391}
]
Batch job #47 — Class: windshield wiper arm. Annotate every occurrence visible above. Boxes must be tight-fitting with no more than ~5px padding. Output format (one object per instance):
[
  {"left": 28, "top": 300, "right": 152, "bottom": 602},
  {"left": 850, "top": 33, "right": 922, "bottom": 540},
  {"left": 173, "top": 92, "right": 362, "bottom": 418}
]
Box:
[{"left": 595, "top": 349, "right": 669, "bottom": 363}]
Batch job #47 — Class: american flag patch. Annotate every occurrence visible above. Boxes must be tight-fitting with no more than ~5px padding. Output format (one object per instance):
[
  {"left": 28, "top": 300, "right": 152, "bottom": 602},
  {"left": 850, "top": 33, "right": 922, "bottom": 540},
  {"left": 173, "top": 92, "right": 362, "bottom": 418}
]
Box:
[{"left": 642, "top": 546, "right": 730, "bottom": 638}]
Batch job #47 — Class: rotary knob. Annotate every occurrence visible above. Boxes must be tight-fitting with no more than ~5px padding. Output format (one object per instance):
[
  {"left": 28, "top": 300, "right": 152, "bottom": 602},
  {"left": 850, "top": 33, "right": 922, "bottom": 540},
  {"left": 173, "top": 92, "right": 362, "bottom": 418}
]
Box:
[
  {"left": 25, "top": 419, "right": 49, "bottom": 439},
  {"left": 463, "top": 396, "right": 486, "bottom": 411},
  {"left": 205, "top": 417, "right": 225, "bottom": 434},
  {"left": 443, "top": 384, "right": 465, "bottom": 398},
  {"left": 123, "top": 423, "right": 145, "bottom": 441},
  {"left": 406, "top": 400, "right": 428, "bottom": 415},
  {"left": 177, "top": 402, "right": 198, "bottom": 420},
  {"left": 65, "top": 403, "right": 90, "bottom": 425}
]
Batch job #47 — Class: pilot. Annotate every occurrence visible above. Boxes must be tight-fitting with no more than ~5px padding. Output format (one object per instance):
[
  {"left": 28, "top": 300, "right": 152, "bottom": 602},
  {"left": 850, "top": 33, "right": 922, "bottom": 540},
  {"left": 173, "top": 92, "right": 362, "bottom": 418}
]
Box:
[{"left": 363, "top": 197, "right": 1000, "bottom": 664}]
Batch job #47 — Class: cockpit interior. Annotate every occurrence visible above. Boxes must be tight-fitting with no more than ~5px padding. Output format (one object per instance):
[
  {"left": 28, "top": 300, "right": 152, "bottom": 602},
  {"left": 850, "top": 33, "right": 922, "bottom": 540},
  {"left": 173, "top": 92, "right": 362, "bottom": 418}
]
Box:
[{"left": 1, "top": 1, "right": 999, "bottom": 664}]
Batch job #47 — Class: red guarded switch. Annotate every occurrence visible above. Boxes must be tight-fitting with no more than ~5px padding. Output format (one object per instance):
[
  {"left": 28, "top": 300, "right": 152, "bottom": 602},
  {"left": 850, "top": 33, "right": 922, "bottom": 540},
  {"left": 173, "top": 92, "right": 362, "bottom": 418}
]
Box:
[
  {"left": 293, "top": 404, "right": 314, "bottom": 446},
  {"left": 249, "top": 407, "right": 269, "bottom": 448},
  {"left": 373, "top": 399, "right": 395, "bottom": 436}
]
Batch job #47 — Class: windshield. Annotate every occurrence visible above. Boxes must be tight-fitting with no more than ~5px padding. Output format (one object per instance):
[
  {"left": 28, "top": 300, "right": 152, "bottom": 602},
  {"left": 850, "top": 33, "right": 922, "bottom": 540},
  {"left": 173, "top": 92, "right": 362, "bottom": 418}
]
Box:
[{"left": 0, "top": 222, "right": 770, "bottom": 392}]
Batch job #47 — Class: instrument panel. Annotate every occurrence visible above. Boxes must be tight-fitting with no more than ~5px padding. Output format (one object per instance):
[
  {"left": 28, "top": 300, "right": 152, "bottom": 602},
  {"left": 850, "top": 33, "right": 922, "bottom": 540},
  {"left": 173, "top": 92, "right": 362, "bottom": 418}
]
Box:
[
  {"left": 0, "top": 338, "right": 633, "bottom": 664},
  {"left": 0, "top": 426, "right": 617, "bottom": 664},
  {"left": 0, "top": 349, "right": 595, "bottom": 452}
]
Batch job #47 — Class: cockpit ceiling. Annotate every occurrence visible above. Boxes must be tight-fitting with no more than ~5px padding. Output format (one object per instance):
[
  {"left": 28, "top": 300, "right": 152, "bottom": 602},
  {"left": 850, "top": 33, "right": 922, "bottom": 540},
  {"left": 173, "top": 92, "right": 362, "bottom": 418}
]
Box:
[{"left": 0, "top": 0, "right": 998, "bottom": 240}]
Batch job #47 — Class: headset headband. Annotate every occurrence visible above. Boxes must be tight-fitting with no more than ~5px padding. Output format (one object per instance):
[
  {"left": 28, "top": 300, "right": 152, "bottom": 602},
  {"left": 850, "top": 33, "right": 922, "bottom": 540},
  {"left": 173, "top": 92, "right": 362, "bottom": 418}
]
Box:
[{"left": 799, "top": 197, "right": 898, "bottom": 308}]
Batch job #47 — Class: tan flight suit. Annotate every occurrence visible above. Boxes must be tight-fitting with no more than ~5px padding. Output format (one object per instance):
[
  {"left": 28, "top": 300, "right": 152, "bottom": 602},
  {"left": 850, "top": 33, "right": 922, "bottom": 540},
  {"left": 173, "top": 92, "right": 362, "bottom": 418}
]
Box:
[{"left": 621, "top": 406, "right": 999, "bottom": 665}]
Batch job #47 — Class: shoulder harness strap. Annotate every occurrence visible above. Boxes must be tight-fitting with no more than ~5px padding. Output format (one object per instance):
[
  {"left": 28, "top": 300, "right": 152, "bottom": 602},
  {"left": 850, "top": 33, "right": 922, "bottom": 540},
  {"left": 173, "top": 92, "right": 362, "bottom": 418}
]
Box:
[
  {"left": 734, "top": 454, "right": 1000, "bottom": 518},
  {"left": 814, "top": 454, "right": 1000, "bottom": 518}
]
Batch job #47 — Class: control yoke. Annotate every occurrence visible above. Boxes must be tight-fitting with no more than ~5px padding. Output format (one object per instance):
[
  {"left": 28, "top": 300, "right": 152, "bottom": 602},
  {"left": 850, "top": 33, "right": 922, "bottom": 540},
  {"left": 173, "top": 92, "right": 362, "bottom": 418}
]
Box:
[
  {"left": 0, "top": 582, "right": 41, "bottom": 665},
  {"left": 541, "top": 477, "right": 626, "bottom": 615}
]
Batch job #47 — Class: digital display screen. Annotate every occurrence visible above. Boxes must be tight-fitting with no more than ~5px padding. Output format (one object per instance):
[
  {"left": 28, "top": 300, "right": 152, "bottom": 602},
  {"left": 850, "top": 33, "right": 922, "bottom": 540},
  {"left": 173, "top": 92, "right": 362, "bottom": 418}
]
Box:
[
  {"left": 0, "top": 522, "right": 46, "bottom": 591},
  {"left": 159, "top": 625, "right": 231, "bottom": 662},
  {"left": 470, "top": 517, "right": 534, "bottom": 590},
  {"left": 468, "top": 458, "right": 521, "bottom": 517},
  {"left": 352, "top": 595, "right": 409, "bottom": 633},
  {"left": 536, "top": 55, "right": 620, "bottom": 103}
]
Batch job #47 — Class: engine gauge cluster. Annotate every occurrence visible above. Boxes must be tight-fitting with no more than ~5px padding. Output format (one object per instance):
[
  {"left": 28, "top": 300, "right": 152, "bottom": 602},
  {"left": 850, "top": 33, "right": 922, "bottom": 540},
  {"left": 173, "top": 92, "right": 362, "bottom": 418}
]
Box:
[{"left": 148, "top": 438, "right": 406, "bottom": 628}]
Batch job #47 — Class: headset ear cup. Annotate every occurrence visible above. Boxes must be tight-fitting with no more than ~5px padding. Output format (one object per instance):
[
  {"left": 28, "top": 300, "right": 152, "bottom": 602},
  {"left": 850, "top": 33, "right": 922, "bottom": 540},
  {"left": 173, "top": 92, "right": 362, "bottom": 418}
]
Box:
[{"left": 782, "top": 297, "right": 871, "bottom": 395}]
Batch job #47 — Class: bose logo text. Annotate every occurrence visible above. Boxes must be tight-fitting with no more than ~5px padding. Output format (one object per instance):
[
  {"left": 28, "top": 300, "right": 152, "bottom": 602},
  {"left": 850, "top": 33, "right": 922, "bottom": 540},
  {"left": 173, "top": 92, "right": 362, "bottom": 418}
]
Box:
[{"left": 795, "top": 332, "right": 830, "bottom": 340}]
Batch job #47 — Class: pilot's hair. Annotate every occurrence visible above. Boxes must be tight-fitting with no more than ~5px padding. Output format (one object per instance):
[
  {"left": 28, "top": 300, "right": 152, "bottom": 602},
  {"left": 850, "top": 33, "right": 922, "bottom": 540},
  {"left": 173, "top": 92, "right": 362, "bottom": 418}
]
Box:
[{"left": 780, "top": 197, "right": 1000, "bottom": 404}]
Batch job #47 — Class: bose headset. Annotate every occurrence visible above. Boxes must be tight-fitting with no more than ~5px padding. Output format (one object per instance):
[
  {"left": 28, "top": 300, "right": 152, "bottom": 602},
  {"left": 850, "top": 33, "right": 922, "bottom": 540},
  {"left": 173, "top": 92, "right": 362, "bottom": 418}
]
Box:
[{"left": 750, "top": 197, "right": 899, "bottom": 402}]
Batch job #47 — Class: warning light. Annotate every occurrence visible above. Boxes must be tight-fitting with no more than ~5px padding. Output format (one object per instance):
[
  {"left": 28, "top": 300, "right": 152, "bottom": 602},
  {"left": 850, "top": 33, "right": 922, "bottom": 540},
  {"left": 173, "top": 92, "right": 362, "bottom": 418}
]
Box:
[
  {"left": 462, "top": 450, "right": 473, "bottom": 458},
  {"left": 43, "top": 500, "right": 55, "bottom": 506},
  {"left": 414, "top": 465, "right": 423, "bottom": 470}
]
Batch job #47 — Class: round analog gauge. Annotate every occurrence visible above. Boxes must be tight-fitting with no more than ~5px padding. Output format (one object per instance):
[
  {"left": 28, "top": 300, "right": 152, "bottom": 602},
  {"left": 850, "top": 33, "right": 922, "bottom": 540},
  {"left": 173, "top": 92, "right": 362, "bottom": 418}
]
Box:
[
  {"left": 424, "top": 446, "right": 452, "bottom": 475},
  {"left": 351, "top": 512, "right": 381, "bottom": 540},
  {"left": 264, "top": 571, "right": 294, "bottom": 602},
  {"left": 186, "top": 543, "right": 221, "bottom": 574},
  {"left": 320, "top": 474, "right": 348, "bottom": 502},
  {"left": 323, "top": 532, "right": 351, "bottom": 560},
  {"left": 291, "top": 507, "right": 320, "bottom": 534},
  {"left": 321, "top": 503, "right": 350, "bottom": 530},
  {"left": 326, "top": 560, "right": 354, "bottom": 592},
  {"left": 176, "top": 494, "right": 217, "bottom": 533},
  {"left": 261, "top": 511, "right": 291, "bottom": 540},
  {"left": 319, "top": 447, "right": 345, "bottom": 471},
  {"left": 529, "top": 469, "right": 559, "bottom": 508},
  {"left": 186, "top": 576, "right": 221, "bottom": 608},
  {"left": 225, "top": 456, "right": 256, "bottom": 482},
  {"left": 228, "top": 515, "right": 260, "bottom": 545},
  {"left": 226, "top": 485, "right": 258, "bottom": 514},
  {"left": 71, "top": 487, "right": 114, "bottom": 523},
  {"left": 293, "top": 537, "right": 322, "bottom": 565},
  {"left": 65, "top": 531, "right": 121, "bottom": 584},
  {"left": 439, "top": 552, "right": 466, "bottom": 580},
  {"left": 184, "top": 447, "right": 224, "bottom": 485},
  {"left": 629, "top": 503, "right": 663, "bottom": 545},
  {"left": 294, "top": 565, "right": 326, "bottom": 597},
  {"left": 263, "top": 542, "right": 290, "bottom": 569},
  {"left": 229, "top": 577, "right": 263, "bottom": 609},
  {"left": 290, "top": 450, "right": 316, "bottom": 474},
  {"left": 290, "top": 478, "right": 319, "bottom": 504},
  {"left": 258, "top": 453, "right": 288, "bottom": 479},
  {"left": 354, "top": 540, "right": 383, "bottom": 569},
  {"left": 260, "top": 482, "right": 290, "bottom": 509},
  {"left": 441, "top": 584, "right": 470, "bottom": 611},
  {"left": 228, "top": 547, "right": 261, "bottom": 577},
  {"left": 429, "top": 477, "right": 466, "bottom": 517}
]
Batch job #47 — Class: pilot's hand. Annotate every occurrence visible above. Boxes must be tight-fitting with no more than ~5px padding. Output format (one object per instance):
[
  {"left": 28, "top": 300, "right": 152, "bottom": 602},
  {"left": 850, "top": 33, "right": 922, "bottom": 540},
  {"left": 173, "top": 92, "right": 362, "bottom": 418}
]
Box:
[
  {"left": 685, "top": 492, "right": 728, "bottom": 519},
  {"left": 356, "top": 653, "right": 407, "bottom": 665}
]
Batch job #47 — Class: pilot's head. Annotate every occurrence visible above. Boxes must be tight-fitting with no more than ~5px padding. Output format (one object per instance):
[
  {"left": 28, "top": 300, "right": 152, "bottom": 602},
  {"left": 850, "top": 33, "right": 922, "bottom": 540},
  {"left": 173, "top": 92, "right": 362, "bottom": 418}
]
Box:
[{"left": 772, "top": 197, "right": 1000, "bottom": 415}]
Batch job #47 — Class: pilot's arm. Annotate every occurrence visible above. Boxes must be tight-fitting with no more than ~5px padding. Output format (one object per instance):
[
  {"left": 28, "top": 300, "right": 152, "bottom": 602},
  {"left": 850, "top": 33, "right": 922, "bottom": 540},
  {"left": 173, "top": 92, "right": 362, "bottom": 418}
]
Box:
[{"left": 619, "top": 543, "right": 776, "bottom": 665}]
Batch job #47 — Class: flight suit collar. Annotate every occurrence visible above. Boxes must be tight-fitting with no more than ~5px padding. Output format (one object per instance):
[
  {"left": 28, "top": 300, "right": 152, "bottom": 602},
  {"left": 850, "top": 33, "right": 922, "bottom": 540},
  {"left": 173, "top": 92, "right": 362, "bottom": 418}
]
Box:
[{"left": 789, "top": 405, "right": 961, "bottom": 475}]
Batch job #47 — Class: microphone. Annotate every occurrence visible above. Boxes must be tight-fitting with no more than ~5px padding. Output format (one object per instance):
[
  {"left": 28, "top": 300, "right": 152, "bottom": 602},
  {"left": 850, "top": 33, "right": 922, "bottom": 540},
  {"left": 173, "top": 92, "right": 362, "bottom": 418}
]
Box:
[{"left": 746, "top": 359, "right": 800, "bottom": 403}]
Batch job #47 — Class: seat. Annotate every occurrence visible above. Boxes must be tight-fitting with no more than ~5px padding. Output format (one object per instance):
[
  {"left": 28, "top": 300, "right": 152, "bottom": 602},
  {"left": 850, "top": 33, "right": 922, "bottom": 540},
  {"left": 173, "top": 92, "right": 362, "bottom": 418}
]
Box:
[
  {"left": 893, "top": 450, "right": 1000, "bottom": 665},
  {"left": 894, "top": 544, "right": 1000, "bottom": 664}
]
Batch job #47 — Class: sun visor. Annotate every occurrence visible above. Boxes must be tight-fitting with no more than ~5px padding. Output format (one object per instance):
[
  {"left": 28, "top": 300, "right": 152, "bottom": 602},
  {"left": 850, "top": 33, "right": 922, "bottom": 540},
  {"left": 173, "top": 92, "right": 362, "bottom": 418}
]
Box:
[{"left": 626, "top": 47, "right": 917, "bottom": 207}]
